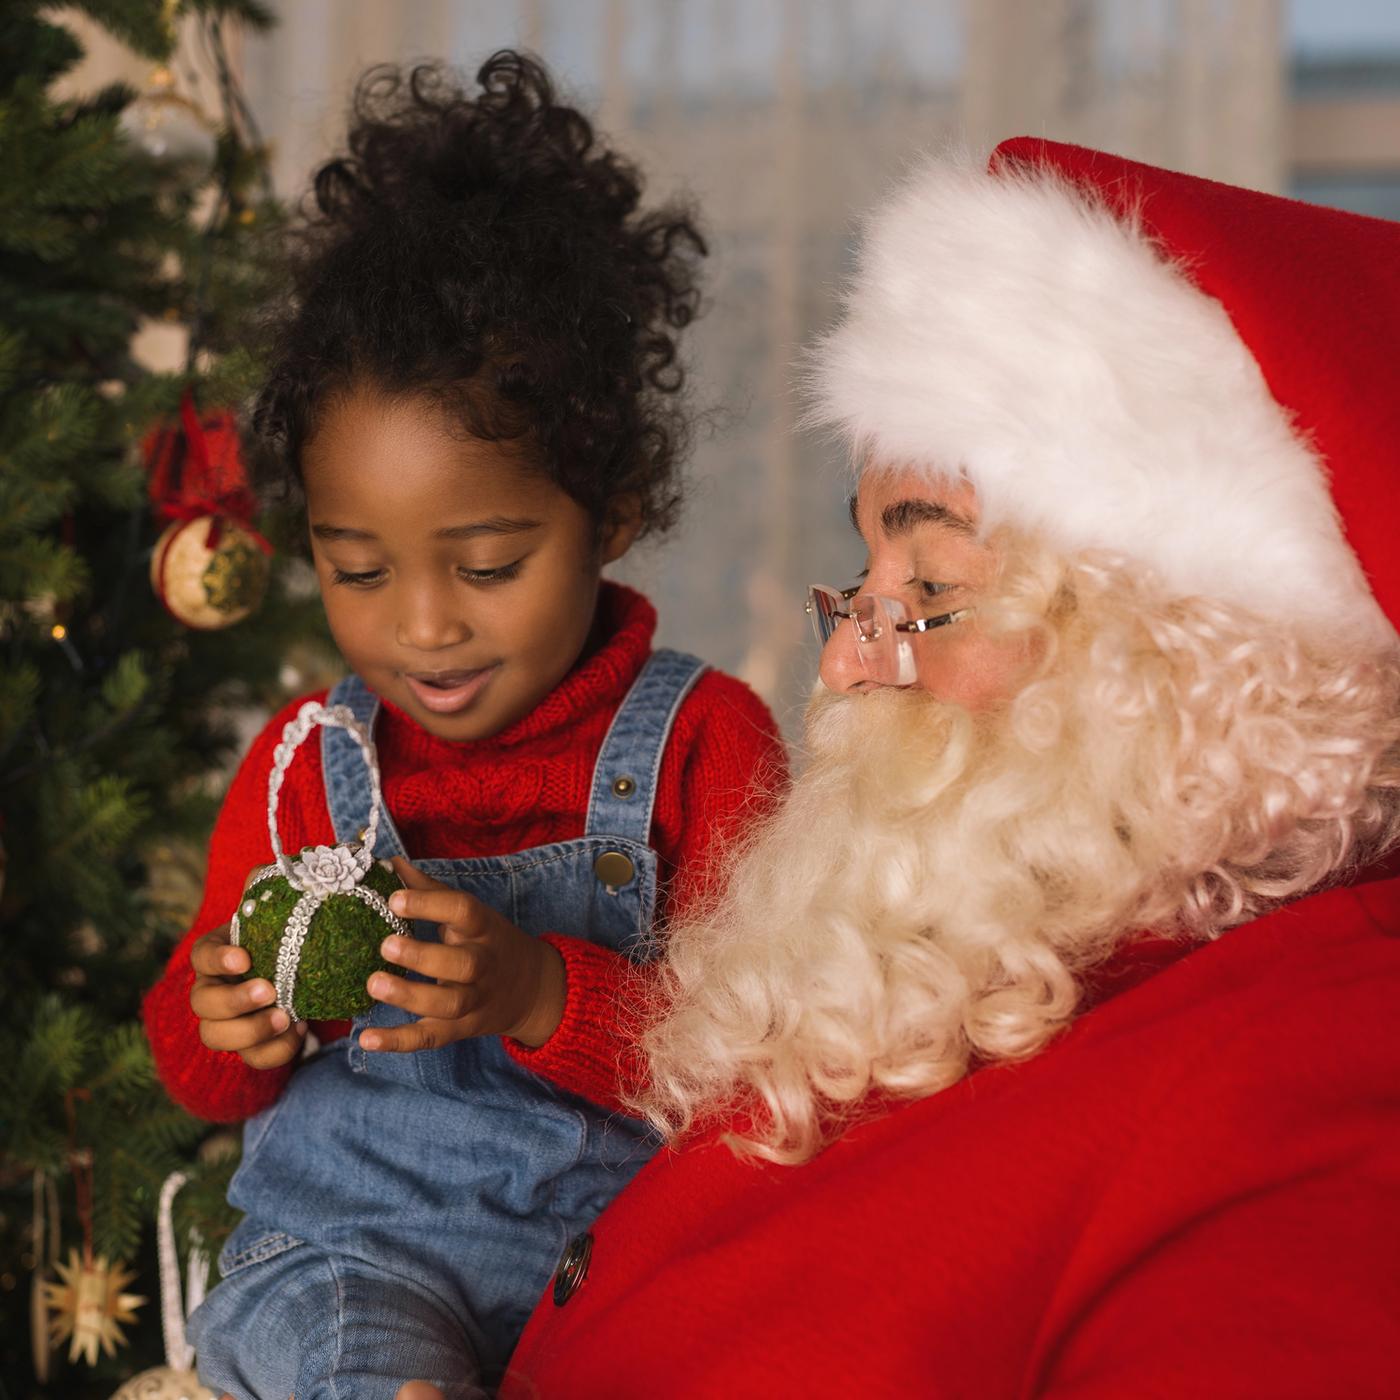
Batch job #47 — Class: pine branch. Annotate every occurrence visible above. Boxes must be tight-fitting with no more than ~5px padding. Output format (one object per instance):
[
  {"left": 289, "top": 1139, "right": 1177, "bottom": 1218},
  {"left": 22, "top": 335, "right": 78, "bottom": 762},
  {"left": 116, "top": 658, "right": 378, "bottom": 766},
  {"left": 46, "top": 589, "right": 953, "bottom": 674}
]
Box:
[
  {"left": 171, "top": 1145, "right": 241, "bottom": 1260},
  {"left": 99, "top": 650, "right": 151, "bottom": 715},
  {"left": 0, "top": 469, "right": 78, "bottom": 536},
  {"left": 4, "top": 999, "right": 102, "bottom": 1168},
  {"left": 92, "top": 1022, "right": 158, "bottom": 1099},
  {"left": 0, "top": 661, "right": 40, "bottom": 747},
  {"left": 65, "top": 0, "right": 175, "bottom": 63},
  {"left": 0, "top": 532, "right": 88, "bottom": 602},
  {"left": 0, "top": 13, "right": 85, "bottom": 95},
  {"left": 0, "top": 326, "right": 20, "bottom": 391},
  {"left": 46, "top": 771, "right": 151, "bottom": 866}
]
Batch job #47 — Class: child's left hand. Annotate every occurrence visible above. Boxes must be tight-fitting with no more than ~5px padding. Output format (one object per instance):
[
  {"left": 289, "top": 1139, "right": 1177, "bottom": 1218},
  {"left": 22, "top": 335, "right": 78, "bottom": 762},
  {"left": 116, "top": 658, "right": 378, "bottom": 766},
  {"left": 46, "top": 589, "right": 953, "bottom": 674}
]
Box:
[{"left": 361, "top": 858, "right": 566, "bottom": 1053}]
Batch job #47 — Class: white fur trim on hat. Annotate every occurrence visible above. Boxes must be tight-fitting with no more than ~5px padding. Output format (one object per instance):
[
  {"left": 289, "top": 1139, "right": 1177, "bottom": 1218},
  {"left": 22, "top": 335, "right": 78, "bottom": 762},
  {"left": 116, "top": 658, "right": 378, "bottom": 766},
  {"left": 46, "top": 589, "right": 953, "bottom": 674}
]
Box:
[{"left": 809, "top": 153, "right": 1393, "bottom": 649}]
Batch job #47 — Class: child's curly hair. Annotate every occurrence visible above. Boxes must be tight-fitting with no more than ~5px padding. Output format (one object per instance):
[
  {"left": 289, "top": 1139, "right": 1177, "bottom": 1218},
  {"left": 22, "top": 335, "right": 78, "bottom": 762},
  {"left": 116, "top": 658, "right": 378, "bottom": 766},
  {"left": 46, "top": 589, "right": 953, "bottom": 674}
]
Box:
[{"left": 254, "top": 50, "right": 707, "bottom": 537}]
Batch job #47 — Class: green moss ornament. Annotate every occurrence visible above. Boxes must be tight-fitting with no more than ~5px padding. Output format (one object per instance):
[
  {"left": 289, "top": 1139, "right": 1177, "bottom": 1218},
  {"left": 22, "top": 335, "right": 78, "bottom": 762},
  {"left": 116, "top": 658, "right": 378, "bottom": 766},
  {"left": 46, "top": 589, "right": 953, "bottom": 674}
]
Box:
[
  {"left": 229, "top": 701, "right": 409, "bottom": 1021},
  {"left": 232, "top": 853, "right": 404, "bottom": 1020}
]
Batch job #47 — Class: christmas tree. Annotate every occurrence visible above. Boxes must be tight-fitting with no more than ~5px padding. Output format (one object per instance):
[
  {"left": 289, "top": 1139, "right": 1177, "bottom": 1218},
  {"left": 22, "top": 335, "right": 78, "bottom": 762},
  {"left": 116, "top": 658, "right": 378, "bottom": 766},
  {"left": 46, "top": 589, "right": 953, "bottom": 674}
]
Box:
[{"left": 0, "top": 3, "right": 332, "bottom": 1393}]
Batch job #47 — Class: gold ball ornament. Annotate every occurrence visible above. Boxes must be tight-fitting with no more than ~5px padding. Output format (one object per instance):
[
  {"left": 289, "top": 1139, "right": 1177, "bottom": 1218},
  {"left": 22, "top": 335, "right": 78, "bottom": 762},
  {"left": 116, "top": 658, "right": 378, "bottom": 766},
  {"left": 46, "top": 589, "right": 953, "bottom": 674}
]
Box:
[
  {"left": 150, "top": 517, "right": 269, "bottom": 630},
  {"left": 109, "top": 1366, "right": 216, "bottom": 1400}
]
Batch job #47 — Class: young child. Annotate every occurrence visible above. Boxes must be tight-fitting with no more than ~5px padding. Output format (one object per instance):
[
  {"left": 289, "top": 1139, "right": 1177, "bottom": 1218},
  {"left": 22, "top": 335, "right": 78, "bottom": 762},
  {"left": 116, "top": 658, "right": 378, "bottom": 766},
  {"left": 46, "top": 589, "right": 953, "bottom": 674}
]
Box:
[{"left": 141, "top": 52, "right": 786, "bottom": 1400}]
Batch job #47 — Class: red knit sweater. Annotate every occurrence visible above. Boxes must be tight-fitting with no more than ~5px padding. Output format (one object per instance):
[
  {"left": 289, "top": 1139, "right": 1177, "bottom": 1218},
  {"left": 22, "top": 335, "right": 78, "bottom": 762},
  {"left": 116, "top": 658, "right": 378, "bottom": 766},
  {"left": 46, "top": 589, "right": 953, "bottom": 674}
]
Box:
[
  {"left": 142, "top": 584, "right": 786, "bottom": 1123},
  {"left": 502, "top": 874, "right": 1400, "bottom": 1398}
]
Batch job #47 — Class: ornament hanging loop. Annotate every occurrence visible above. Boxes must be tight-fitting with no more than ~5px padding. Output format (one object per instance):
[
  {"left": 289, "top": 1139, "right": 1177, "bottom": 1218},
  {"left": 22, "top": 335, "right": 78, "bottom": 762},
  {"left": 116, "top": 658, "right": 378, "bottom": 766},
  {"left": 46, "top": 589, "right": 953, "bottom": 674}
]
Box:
[
  {"left": 157, "top": 1172, "right": 207, "bottom": 1374},
  {"left": 266, "top": 702, "right": 381, "bottom": 887},
  {"left": 62, "top": 1088, "right": 95, "bottom": 1266}
]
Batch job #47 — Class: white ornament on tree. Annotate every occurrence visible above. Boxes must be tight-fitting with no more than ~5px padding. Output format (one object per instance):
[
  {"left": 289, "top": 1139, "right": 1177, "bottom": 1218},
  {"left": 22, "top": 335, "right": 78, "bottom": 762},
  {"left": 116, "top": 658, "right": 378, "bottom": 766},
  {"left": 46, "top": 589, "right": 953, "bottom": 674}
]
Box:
[
  {"left": 109, "top": 1367, "right": 215, "bottom": 1400},
  {"left": 119, "top": 67, "right": 217, "bottom": 171}
]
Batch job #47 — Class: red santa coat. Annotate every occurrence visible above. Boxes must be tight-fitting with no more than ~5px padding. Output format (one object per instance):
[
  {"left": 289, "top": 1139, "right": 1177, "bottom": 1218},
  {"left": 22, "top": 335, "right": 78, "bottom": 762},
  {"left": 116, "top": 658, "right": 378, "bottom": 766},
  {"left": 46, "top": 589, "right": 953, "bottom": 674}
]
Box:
[{"left": 502, "top": 872, "right": 1400, "bottom": 1398}]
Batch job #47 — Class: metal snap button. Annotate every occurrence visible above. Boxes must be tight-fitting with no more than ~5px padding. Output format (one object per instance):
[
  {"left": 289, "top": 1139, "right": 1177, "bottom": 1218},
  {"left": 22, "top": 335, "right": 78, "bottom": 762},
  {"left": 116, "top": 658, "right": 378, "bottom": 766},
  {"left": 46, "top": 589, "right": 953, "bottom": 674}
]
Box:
[
  {"left": 611, "top": 775, "right": 637, "bottom": 799},
  {"left": 553, "top": 1231, "right": 593, "bottom": 1306},
  {"left": 593, "top": 851, "right": 635, "bottom": 889}
]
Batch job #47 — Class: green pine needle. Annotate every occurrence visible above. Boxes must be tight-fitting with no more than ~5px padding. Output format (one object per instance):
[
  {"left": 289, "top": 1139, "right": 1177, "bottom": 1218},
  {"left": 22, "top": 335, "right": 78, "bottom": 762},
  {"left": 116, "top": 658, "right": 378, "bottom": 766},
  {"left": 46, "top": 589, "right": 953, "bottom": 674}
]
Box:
[{"left": 0, "top": 660, "right": 40, "bottom": 746}]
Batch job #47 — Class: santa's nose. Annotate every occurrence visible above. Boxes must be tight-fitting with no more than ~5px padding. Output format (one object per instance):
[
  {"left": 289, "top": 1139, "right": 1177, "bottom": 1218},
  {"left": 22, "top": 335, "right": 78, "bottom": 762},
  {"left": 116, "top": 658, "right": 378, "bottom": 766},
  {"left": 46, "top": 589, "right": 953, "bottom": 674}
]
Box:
[{"left": 818, "top": 619, "right": 870, "bottom": 693}]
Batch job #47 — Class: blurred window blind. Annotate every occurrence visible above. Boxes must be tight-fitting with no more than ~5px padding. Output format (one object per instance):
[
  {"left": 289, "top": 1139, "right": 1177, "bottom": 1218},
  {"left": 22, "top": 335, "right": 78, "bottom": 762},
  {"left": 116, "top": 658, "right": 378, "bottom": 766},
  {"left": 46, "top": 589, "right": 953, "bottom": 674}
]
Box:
[
  {"left": 1289, "top": 0, "right": 1400, "bottom": 220},
  {"left": 245, "top": 1, "right": 1289, "bottom": 728}
]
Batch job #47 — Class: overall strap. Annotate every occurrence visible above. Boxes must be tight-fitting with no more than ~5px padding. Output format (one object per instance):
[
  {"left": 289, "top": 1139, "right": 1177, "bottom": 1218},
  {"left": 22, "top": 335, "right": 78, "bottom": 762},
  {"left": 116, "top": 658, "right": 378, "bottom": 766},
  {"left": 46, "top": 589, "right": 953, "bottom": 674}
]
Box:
[
  {"left": 321, "top": 675, "right": 407, "bottom": 859},
  {"left": 585, "top": 648, "right": 708, "bottom": 843}
]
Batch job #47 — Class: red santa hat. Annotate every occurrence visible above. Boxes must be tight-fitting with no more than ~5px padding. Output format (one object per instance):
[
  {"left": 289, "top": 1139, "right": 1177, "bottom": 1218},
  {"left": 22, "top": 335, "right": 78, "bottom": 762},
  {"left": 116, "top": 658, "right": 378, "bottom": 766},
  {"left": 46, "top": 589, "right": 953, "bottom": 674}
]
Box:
[{"left": 810, "top": 137, "right": 1400, "bottom": 650}]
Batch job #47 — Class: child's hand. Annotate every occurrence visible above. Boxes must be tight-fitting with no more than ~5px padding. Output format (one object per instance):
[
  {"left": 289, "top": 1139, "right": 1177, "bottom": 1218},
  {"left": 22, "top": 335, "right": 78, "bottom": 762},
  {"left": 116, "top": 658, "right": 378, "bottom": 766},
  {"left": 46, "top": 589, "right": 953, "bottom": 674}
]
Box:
[
  {"left": 361, "top": 858, "right": 566, "bottom": 1053},
  {"left": 189, "top": 925, "right": 308, "bottom": 1069}
]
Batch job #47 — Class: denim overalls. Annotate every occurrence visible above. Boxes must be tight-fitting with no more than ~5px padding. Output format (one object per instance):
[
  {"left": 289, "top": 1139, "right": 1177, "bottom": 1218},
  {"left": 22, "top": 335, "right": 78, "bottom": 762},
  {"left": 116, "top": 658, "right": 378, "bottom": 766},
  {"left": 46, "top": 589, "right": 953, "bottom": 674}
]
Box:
[{"left": 191, "top": 651, "right": 706, "bottom": 1400}]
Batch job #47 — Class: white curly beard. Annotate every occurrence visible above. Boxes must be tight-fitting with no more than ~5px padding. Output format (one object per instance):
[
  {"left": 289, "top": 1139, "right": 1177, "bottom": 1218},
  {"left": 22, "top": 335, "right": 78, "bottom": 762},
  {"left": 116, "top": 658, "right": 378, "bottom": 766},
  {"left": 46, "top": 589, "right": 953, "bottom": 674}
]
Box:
[{"left": 636, "top": 682, "right": 1137, "bottom": 1162}]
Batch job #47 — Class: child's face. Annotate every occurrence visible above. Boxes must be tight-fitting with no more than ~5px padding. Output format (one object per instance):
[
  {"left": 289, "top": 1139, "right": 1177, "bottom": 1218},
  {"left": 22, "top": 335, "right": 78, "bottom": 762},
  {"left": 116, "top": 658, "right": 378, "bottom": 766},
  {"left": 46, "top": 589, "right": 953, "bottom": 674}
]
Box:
[{"left": 302, "top": 387, "right": 637, "bottom": 742}]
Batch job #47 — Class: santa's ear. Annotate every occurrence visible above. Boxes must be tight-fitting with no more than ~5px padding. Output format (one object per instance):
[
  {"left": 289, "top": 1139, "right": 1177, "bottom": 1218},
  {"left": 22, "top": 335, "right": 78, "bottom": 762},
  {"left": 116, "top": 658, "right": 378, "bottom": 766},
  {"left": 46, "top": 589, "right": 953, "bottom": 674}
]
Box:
[{"left": 598, "top": 493, "right": 643, "bottom": 564}]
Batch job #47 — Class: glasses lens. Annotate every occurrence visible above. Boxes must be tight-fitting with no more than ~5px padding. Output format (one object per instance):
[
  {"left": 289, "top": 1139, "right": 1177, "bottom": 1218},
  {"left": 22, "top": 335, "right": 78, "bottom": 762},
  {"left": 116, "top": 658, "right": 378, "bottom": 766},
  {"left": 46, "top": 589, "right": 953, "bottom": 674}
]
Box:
[
  {"left": 851, "top": 594, "right": 915, "bottom": 684},
  {"left": 807, "top": 585, "right": 847, "bottom": 646},
  {"left": 850, "top": 594, "right": 882, "bottom": 643}
]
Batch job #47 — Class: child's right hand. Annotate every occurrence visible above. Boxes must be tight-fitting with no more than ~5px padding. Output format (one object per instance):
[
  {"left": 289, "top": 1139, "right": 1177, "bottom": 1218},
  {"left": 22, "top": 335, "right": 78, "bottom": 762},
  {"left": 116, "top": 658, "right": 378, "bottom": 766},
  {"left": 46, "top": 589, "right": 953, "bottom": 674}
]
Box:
[{"left": 189, "top": 925, "right": 308, "bottom": 1069}]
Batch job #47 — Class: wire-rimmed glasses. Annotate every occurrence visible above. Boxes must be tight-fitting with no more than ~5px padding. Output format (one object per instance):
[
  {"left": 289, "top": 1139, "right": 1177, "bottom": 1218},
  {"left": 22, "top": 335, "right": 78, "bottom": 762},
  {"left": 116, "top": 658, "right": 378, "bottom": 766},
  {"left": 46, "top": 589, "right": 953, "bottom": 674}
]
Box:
[{"left": 806, "top": 584, "right": 971, "bottom": 685}]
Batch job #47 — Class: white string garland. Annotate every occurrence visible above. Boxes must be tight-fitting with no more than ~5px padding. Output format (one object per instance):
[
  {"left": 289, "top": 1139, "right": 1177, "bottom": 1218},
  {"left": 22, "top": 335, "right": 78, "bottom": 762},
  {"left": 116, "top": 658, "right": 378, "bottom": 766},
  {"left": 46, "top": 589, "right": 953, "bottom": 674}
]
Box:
[
  {"left": 229, "top": 701, "right": 408, "bottom": 1020},
  {"left": 30, "top": 1169, "right": 59, "bottom": 1383},
  {"left": 156, "top": 1172, "right": 204, "bottom": 1374}
]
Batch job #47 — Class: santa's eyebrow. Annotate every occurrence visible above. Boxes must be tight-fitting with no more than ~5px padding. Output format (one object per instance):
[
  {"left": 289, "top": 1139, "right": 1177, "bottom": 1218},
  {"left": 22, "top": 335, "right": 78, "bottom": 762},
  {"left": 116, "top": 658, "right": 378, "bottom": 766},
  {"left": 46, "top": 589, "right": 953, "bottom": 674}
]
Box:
[
  {"left": 846, "top": 494, "right": 976, "bottom": 538},
  {"left": 880, "top": 498, "right": 975, "bottom": 537}
]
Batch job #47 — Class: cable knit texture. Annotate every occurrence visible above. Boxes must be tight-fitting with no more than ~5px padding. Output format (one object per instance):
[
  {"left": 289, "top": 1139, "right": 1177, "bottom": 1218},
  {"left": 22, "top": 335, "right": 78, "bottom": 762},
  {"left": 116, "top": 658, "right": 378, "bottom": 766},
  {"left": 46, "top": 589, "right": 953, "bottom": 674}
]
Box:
[{"left": 142, "top": 583, "right": 786, "bottom": 1122}]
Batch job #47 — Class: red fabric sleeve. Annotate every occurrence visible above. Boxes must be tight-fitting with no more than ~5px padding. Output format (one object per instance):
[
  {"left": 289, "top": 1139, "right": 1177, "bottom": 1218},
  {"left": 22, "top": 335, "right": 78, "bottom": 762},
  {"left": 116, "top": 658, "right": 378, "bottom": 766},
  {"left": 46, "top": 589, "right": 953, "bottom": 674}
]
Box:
[
  {"left": 511, "top": 934, "right": 654, "bottom": 1119},
  {"left": 1037, "top": 962, "right": 1400, "bottom": 1398},
  {"left": 647, "top": 670, "right": 791, "bottom": 924},
  {"left": 506, "top": 671, "right": 788, "bottom": 1111},
  {"left": 141, "top": 691, "right": 336, "bottom": 1122}
]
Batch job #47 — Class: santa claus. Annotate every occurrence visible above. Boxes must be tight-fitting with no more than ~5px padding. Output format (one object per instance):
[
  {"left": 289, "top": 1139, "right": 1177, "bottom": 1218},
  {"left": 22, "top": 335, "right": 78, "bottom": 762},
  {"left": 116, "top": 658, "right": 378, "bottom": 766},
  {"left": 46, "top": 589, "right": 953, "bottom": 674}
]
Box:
[{"left": 409, "top": 139, "right": 1400, "bottom": 1398}]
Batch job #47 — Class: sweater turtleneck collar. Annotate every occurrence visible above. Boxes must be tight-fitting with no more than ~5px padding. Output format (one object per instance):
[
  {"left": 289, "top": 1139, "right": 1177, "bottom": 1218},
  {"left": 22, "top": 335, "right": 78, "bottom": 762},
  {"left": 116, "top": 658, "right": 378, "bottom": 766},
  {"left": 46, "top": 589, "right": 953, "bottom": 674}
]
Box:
[{"left": 375, "top": 580, "right": 657, "bottom": 759}]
